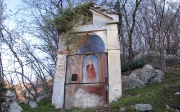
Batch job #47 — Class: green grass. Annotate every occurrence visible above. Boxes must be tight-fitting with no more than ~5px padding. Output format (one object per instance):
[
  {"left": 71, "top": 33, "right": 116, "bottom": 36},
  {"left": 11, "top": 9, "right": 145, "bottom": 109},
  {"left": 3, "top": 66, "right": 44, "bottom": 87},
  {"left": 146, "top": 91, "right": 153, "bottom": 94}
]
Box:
[
  {"left": 20, "top": 64, "right": 180, "bottom": 112},
  {"left": 20, "top": 98, "right": 94, "bottom": 112},
  {"left": 20, "top": 98, "right": 61, "bottom": 112},
  {"left": 110, "top": 64, "right": 180, "bottom": 112},
  {"left": 110, "top": 83, "right": 180, "bottom": 111}
]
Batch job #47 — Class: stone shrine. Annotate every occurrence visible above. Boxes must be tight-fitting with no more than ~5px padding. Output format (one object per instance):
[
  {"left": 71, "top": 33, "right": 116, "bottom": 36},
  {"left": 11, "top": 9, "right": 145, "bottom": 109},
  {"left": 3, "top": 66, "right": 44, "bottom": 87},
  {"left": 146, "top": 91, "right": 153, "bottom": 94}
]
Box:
[{"left": 52, "top": 4, "right": 122, "bottom": 108}]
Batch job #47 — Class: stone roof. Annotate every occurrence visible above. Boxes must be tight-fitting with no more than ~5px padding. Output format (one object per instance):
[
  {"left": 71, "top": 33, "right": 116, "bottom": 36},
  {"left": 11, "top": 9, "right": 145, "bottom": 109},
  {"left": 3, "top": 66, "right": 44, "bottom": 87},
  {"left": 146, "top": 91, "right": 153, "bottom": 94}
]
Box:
[{"left": 91, "top": 4, "right": 117, "bottom": 16}]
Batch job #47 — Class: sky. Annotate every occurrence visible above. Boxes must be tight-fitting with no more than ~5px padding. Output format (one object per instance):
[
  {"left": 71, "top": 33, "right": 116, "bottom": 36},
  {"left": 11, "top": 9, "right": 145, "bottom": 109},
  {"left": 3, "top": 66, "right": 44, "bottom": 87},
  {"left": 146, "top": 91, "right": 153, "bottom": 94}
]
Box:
[
  {"left": 5, "top": 0, "right": 22, "bottom": 10},
  {"left": 2, "top": 0, "right": 179, "bottom": 84},
  {"left": 2, "top": 0, "right": 39, "bottom": 84},
  {"left": 3, "top": 0, "right": 23, "bottom": 30}
]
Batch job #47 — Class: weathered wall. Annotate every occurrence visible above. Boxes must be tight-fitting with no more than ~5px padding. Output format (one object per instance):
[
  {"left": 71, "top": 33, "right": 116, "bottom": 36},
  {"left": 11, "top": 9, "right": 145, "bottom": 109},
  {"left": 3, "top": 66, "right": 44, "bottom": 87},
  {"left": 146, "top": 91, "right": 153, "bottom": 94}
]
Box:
[
  {"left": 52, "top": 6, "right": 122, "bottom": 108},
  {"left": 64, "top": 52, "right": 108, "bottom": 108},
  {"left": 108, "top": 50, "right": 122, "bottom": 102},
  {"left": 52, "top": 54, "right": 66, "bottom": 108}
]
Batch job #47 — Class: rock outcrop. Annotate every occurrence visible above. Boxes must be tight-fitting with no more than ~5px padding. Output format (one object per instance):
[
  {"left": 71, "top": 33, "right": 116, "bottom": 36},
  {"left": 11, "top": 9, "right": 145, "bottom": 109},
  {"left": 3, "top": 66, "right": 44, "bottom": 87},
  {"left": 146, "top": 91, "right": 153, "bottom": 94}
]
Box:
[
  {"left": 9, "top": 101, "right": 23, "bottom": 112},
  {"left": 122, "top": 75, "right": 144, "bottom": 89},
  {"left": 4, "top": 90, "right": 23, "bottom": 112},
  {"left": 133, "top": 50, "right": 179, "bottom": 68},
  {"left": 122, "top": 64, "right": 164, "bottom": 89},
  {"left": 135, "top": 104, "right": 152, "bottom": 111},
  {"left": 29, "top": 101, "right": 38, "bottom": 108}
]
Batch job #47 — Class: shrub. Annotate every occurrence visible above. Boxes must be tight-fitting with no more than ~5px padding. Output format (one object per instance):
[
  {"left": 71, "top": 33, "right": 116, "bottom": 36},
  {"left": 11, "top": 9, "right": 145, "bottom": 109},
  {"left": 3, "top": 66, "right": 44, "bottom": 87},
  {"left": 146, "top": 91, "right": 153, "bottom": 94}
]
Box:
[
  {"left": 121, "top": 60, "right": 146, "bottom": 73},
  {"left": 54, "top": 2, "right": 93, "bottom": 34},
  {"left": 0, "top": 80, "right": 7, "bottom": 111}
]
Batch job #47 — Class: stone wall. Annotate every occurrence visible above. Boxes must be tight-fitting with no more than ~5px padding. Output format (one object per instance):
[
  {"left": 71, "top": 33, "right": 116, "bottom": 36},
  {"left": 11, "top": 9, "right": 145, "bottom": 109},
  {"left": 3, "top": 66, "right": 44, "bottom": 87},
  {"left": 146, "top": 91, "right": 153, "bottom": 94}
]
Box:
[{"left": 52, "top": 5, "right": 122, "bottom": 108}]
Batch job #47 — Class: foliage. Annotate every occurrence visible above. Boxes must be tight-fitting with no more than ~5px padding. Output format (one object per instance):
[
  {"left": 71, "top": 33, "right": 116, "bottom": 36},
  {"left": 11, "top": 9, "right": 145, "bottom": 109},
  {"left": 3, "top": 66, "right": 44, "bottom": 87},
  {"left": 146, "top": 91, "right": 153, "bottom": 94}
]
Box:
[
  {"left": 0, "top": 80, "right": 7, "bottom": 111},
  {"left": 54, "top": 2, "right": 93, "bottom": 34},
  {"left": 0, "top": 80, "right": 5, "bottom": 98},
  {"left": 110, "top": 64, "right": 180, "bottom": 111},
  {"left": 20, "top": 98, "right": 94, "bottom": 112},
  {"left": 20, "top": 98, "right": 61, "bottom": 112},
  {"left": 64, "top": 33, "right": 79, "bottom": 51},
  {"left": 49, "top": 2, "right": 93, "bottom": 52},
  {"left": 121, "top": 60, "right": 146, "bottom": 73}
]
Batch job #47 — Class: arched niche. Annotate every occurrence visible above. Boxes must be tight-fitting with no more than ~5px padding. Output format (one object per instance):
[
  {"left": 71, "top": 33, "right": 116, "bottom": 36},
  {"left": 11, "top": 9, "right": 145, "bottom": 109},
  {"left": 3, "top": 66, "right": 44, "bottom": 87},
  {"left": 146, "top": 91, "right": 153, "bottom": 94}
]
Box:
[{"left": 77, "top": 35, "right": 105, "bottom": 84}]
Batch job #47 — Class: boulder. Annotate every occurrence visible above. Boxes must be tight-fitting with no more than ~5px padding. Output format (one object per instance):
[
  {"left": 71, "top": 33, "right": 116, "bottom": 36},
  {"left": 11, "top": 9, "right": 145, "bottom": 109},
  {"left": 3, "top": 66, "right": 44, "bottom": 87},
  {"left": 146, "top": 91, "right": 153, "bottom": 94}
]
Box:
[
  {"left": 120, "top": 107, "right": 126, "bottom": 112},
  {"left": 29, "top": 101, "right": 38, "bottom": 108},
  {"left": 74, "top": 88, "right": 104, "bottom": 108},
  {"left": 9, "top": 101, "right": 23, "bottom": 112},
  {"left": 150, "top": 69, "right": 164, "bottom": 84},
  {"left": 135, "top": 104, "right": 152, "bottom": 111},
  {"left": 175, "top": 92, "right": 180, "bottom": 95},
  {"left": 122, "top": 64, "right": 164, "bottom": 89},
  {"left": 165, "top": 105, "right": 174, "bottom": 111},
  {"left": 2, "top": 90, "right": 23, "bottom": 112},
  {"left": 5, "top": 90, "right": 16, "bottom": 101},
  {"left": 131, "top": 64, "right": 156, "bottom": 83},
  {"left": 36, "top": 96, "right": 44, "bottom": 102},
  {"left": 122, "top": 76, "right": 144, "bottom": 89}
]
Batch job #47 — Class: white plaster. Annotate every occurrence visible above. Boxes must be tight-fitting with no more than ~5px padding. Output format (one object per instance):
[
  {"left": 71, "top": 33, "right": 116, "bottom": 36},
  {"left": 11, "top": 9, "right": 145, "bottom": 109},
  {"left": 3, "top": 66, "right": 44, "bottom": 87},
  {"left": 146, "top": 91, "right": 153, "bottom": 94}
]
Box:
[
  {"left": 107, "top": 24, "right": 120, "bottom": 49},
  {"left": 90, "top": 7, "right": 119, "bottom": 21},
  {"left": 77, "top": 24, "right": 104, "bottom": 32},
  {"left": 74, "top": 88, "right": 104, "bottom": 108},
  {"left": 52, "top": 79, "right": 65, "bottom": 108},
  {"left": 91, "top": 10, "right": 112, "bottom": 25},
  {"left": 108, "top": 50, "right": 121, "bottom": 84},
  {"left": 52, "top": 54, "right": 66, "bottom": 108},
  {"left": 109, "top": 84, "right": 122, "bottom": 102},
  {"left": 77, "top": 8, "right": 118, "bottom": 32},
  {"left": 108, "top": 50, "right": 122, "bottom": 102},
  {"left": 56, "top": 54, "right": 66, "bottom": 77}
]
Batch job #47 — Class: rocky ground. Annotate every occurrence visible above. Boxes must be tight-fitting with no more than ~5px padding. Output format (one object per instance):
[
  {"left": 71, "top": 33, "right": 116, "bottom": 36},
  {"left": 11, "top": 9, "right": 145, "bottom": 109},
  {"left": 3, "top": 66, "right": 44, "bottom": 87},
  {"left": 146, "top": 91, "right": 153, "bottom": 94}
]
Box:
[{"left": 19, "top": 64, "right": 180, "bottom": 112}]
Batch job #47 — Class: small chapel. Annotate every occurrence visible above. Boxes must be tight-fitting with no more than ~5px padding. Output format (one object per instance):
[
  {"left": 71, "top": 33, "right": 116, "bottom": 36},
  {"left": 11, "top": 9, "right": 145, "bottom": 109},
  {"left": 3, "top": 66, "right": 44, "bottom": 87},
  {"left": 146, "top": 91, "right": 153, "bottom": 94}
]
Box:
[{"left": 52, "top": 3, "right": 122, "bottom": 108}]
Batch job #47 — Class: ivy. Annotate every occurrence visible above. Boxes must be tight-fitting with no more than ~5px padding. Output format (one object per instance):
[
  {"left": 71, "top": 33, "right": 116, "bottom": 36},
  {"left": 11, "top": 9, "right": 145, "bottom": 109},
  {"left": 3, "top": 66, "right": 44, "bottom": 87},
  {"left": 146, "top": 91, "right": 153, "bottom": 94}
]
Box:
[
  {"left": 121, "top": 60, "right": 146, "bottom": 73},
  {"left": 54, "top": 2, "right": 93, "bottom": 34},
  {"left": 0, "top": 80, "right": 7, "bottom": 111}
]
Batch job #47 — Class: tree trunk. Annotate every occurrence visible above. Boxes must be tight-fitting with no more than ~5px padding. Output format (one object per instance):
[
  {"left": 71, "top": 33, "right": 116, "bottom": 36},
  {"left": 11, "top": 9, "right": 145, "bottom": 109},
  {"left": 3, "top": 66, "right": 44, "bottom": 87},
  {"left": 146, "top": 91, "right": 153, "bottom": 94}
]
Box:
[
  {"left": 128, "top": 0, "right": 142, "bottom": 62},
  {"left": 128, "top": 31, "right": 133, "bottom": 61},
  {"left": 159, "top": 41, "right": 166, "bottom": 72},
  {"left": 0, "top": 53, "right": 3, "bottom": 81}
]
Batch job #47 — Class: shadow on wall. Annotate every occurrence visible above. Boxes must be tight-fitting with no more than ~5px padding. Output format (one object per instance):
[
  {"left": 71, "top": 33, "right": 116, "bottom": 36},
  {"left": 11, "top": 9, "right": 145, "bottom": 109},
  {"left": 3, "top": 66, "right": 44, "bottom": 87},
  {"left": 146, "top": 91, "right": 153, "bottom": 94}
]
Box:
[{"left": 64, "top": 35, "right": 108, "bottom": 108}]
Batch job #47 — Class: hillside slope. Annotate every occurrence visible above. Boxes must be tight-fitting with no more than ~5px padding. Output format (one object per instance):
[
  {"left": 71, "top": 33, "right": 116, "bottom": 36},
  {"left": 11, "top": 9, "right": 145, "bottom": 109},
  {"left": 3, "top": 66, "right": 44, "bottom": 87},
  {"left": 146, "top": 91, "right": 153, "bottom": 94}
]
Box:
[
  {"left": 21, "top": 64, "right": 180, "bottom": 112},
  {"left": 110, "top": 64, "right": 180, "bottom": 112}
]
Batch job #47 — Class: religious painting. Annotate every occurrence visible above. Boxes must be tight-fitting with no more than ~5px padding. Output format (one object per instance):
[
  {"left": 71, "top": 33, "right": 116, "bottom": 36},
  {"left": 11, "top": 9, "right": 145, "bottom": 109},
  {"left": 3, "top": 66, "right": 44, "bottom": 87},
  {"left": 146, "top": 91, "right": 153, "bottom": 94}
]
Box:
[{"left": 82, "top": 55, "right": 99, "bottom": 83}]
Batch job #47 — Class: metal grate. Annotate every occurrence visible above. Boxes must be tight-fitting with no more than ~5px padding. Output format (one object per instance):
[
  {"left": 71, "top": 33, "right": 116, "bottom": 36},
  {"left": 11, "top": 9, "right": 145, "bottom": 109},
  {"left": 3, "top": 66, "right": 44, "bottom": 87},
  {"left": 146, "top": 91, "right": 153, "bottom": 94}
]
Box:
[{"left": 64, "top": 52, "right": 108, "bottom": 108}]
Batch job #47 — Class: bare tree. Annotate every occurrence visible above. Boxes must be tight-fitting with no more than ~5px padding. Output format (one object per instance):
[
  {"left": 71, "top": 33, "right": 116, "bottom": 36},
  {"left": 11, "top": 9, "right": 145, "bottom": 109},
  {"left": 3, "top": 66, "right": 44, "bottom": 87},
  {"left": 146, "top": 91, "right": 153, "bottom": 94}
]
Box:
[
  {"left": 159, "top": 1, "right": 180, "bottom": 71},
  {"left": 0, "top": 0, "right": 4, "bottom": 81},
  {"left": 0, "top": 0, "right": 78, "bottom": 100},
  {"left": 122, "top": 0, "right": 142, "bottom": 61}
]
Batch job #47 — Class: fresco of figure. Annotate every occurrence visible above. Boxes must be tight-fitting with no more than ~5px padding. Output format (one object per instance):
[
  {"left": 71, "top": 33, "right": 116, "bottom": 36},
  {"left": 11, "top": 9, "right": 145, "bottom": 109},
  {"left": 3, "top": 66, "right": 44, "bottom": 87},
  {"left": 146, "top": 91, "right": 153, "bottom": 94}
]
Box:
[{"left": 86, "top": 58, "right": 96, "bottom": 83}]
